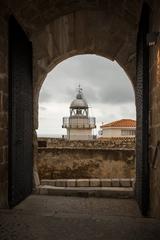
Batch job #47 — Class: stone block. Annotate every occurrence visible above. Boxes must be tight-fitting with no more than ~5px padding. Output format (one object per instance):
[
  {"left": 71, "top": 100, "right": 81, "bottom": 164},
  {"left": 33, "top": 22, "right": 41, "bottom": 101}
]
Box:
[
  {"left": 77, "top": 179, "right": 89, "bottom": 187},
  {"left": 41, "top": 179, "right": 49, "bottom": 185},
  {"left": 111, "top": 179, "right": 120, "bottom": 187},
  {"left": 90, "top": 179, "right": 100, "bottom": 187},
  {"left": 34, "top": 171, "right": 40, "bottom": 186},
  {"left": 41, "top": 179, "right": 56, "bottom": 186},
  {"left": 66, "top": 179, "right": 76, "bottom": 187},
  {"left": 48, "top": 180, "right": 56, "bottom": 186},
  {"left": 101, "top": 179, "right": 112, "bottom": 187},
  {"left": 56, "top": 179, "right": 66, "bottom": 187},
  {"left": 131, "top": 178, "right": 135, "bottom": 188},
  {"left": 120, "top": 178, "right": 131, "bottom": 187}
]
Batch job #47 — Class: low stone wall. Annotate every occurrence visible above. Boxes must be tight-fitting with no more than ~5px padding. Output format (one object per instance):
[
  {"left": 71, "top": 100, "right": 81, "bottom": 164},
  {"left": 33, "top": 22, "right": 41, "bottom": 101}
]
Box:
[
  {"left": 41, "top": 178, "right": 134, "bottom": 188},
  {"left": 37, "top": 140, "right": 135, "bottom": 179},
  {"left": 38, "top": 137, "right": 135, "bottom": 149}
]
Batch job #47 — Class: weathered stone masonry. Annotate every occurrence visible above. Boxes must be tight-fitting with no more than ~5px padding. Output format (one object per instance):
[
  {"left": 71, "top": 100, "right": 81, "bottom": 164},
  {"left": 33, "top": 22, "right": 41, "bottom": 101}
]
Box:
[
  {"left": 37, "top": 138, "right": 135, "bottom": 180},
  {"left": 149, "top": 1, "right": 160, "bottom": 218},
  {"left": 38, "top": 137, "right": 135, "bottom": 149}
]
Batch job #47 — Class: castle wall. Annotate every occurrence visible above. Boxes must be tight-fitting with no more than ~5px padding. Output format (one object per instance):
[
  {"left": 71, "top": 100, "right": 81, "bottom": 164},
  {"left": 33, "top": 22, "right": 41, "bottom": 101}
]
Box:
[{"left": 37, "top": 138, "right": 135, "bottom": 179}]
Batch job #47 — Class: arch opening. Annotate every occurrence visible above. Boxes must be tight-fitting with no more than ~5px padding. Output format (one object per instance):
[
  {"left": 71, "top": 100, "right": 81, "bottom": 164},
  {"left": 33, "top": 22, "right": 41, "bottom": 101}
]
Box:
[{"left": 37, "top": 54, "right": 136, "bottom": 185}]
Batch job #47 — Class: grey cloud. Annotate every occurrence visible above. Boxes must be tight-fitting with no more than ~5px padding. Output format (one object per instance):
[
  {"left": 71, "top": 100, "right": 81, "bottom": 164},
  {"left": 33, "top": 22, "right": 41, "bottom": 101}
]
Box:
[
  {"left": 39, "top": 54, "right": 135, "bottom": 106},
  {"left": 39, "top": 91, "right": 53, "bottom": 103},
  {"left": 95, "top": 84, "right": 135, "bottom": 104},
  {"left": 40, "top": 106, "right": 47, "bottom": 111}
]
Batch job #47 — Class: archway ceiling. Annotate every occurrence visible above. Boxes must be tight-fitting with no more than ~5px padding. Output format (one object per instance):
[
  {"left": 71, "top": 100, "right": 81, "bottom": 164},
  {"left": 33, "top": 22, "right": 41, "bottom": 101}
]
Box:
[
  {"left": 3, "top": 0, "right": 143, "bottom": 85},
  {"left": 5, "top": 0, "right": 142, "bottom": 35}
]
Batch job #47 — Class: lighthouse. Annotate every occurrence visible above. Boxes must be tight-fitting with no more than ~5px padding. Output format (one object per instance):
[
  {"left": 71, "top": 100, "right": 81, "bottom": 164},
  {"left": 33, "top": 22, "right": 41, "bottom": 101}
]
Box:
[{"left": 62, "top": 86, "right": 96, "bottom": 140}]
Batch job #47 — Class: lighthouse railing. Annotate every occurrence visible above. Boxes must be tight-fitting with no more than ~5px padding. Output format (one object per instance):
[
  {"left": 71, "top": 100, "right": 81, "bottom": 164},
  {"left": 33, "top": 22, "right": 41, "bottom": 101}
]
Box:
[{"left": 62, "top": 117, "right": 96, "bottom": 128}]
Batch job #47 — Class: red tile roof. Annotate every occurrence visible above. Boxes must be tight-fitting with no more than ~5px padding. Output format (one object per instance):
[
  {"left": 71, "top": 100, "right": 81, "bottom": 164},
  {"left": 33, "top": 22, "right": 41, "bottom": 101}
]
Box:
[{"left": 101, "top": 119, "right": 136, "bottom": 128}]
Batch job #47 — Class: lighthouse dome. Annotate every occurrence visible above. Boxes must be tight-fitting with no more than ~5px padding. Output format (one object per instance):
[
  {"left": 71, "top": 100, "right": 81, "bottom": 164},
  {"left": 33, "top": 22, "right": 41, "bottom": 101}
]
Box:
[{"left": 70, "top": 87, "right": 88, "bottom": 109}]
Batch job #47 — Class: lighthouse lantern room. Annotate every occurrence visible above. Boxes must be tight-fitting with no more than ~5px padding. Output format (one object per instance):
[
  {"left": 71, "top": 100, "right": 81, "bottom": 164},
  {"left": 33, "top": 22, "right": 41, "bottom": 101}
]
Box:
[{"left": 62, "top": 86, "right": 96, "bottom": 140}]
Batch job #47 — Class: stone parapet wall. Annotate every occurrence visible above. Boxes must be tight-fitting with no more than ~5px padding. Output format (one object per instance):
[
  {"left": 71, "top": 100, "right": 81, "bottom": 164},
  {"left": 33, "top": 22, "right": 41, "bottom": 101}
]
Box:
[
  {"left": 37, "top": 147, "right": 135, "bottom": 180},
  {"left": 38, "top": 137, "right": 135, "bottom": 149}
]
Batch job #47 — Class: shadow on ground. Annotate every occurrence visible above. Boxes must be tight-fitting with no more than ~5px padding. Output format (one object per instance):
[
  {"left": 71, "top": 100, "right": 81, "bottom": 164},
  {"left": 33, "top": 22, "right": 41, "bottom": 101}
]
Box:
[{"left": 0, "top": 195, "right": 160, "bottom": 240}]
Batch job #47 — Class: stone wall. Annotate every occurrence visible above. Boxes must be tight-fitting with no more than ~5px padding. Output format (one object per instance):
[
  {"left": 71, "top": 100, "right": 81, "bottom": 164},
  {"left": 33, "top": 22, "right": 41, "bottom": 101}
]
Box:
[
  {"left": 37, "top": 138, "right": 135, "bottom": 180},
  {"left": 38, "top": 137, "right": 136, "bottom": 149},
  {"left": 148, "top": 0, "right": 160, "bottom": 218},
  {"left": 32, "top": 7, "right": 140, "bottom": 130},
  {"left": 0, "top": 1, "right": 140, "bottom": 209}
]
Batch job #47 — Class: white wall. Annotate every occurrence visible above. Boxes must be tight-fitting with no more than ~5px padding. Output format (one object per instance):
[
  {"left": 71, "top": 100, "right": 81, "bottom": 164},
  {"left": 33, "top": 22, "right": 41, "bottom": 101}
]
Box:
[
  {"left": 67, "top": 128, "right": 93, "bottom": 140},
  {"left": 101, "top": 127, "right": 136, "bottom": 138},
  {"left": 102, "top": 128, "right": 121, "bottom": 137}
]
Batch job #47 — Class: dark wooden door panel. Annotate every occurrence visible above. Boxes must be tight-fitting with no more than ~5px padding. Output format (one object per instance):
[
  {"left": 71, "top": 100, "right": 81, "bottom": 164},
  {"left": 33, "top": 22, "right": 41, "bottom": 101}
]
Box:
[{"left": 136, "top": 4, "right": 150, "bottom": 215}]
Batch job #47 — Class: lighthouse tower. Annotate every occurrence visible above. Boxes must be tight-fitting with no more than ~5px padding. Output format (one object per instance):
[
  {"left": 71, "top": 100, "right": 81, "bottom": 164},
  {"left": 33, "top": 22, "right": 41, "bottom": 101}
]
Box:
[{"left": 62, "top": 86, "right": 96, "bottom": 140}]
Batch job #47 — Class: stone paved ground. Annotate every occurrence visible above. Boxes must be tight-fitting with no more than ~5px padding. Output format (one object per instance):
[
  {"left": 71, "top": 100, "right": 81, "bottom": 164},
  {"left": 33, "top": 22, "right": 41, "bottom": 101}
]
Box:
[{"left": 0, "top": 195, "right": 160, "bottom": 240}]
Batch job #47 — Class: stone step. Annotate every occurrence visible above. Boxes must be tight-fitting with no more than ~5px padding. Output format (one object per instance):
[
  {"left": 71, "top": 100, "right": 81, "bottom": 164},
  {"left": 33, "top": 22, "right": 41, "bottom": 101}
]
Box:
[
  {"left": 41, "top": 178, "right": 135, "bottom": 188},
  {"left": 36, "top": 186, "right": 134, "bottom": 199}
]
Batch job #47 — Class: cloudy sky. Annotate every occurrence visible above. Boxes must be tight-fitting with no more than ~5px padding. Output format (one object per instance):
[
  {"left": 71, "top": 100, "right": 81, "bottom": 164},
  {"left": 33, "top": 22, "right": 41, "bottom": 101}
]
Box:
[{"left": 37, "top": 54, "right": 136, "bottom": 137}]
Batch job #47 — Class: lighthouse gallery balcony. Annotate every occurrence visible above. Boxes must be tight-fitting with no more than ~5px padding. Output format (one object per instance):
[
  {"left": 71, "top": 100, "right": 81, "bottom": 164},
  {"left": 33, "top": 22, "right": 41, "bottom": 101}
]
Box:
[{"left": 62, "top": 117, "right": 96, "bottom": 129}]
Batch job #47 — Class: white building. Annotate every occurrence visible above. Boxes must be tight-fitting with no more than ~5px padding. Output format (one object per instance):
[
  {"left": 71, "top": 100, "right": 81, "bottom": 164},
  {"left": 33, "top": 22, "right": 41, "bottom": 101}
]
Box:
[
  {"left": 62, "top": 86, "right": 96, "bottom": 140},
  {"left": 99, "top": 119, "right": 136, "bottom": 138}
]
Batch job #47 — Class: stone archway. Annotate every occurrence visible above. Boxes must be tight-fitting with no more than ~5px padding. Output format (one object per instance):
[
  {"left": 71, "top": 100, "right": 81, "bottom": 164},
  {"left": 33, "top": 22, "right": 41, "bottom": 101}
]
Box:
[
  {"left": 37, "top": 53, "right": 136, "bottom": 182},
  {"left": 32, "top": 8, "right": 141, "bottom": 129},
  {"left": 31, "top": 8, "right": 140, "bottom": 187},
  {"left": 2, "top": 0, "right": 144, "bottom": 209}
]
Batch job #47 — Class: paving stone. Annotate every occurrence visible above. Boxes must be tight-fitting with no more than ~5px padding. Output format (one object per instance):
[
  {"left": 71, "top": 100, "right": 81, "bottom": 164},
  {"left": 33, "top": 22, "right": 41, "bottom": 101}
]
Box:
[
  {"left": 77, "top": 179, "right": 90, "bottom": 187},
  {"left": 90, "top": 179, "right": 100, "bottom": 187}
]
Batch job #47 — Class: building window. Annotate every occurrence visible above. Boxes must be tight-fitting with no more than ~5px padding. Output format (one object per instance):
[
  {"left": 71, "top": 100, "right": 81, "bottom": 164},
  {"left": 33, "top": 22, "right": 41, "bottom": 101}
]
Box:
[
  {"left": 98, "top": 130, "right": 103, "bottom": 135},
  {"left": 121, "top": 129, "right": 135, "bottom": 136}
]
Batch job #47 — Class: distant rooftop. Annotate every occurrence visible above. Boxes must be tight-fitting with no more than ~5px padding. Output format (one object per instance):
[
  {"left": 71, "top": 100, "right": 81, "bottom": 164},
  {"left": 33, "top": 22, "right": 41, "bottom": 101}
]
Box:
[{"left": 101, "top": 119, "right": 136, "bottom": 128}]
